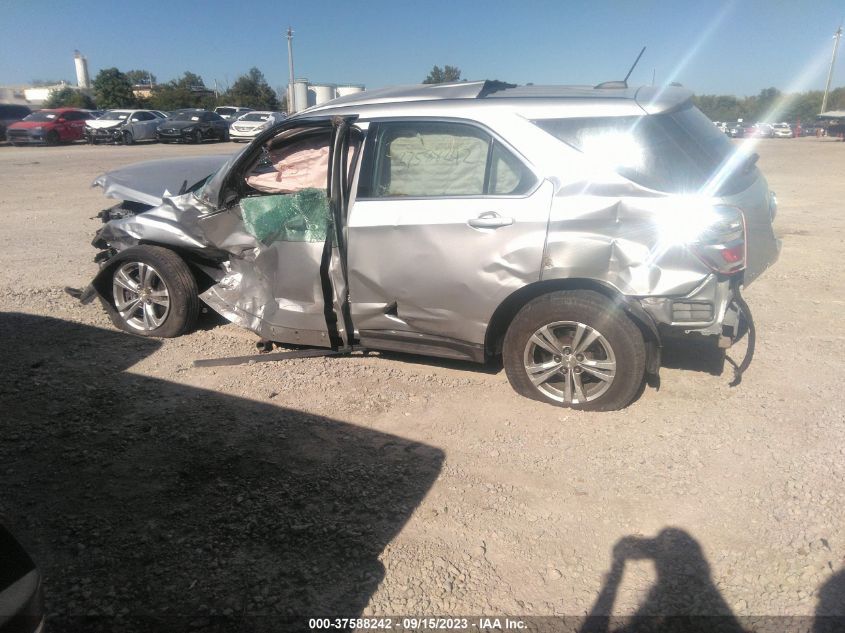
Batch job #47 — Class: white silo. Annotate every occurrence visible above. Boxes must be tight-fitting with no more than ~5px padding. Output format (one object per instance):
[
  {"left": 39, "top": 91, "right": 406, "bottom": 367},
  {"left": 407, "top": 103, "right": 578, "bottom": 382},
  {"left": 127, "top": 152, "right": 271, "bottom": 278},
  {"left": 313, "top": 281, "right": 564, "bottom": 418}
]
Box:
[
  {"left": 311, "top": 83, "right": 337, "bottom": 105},
  {"left": 292, "top": 78, "right": 309, "bottom": 112},
  {"left": 336, "top": 84, "right": 364, "bottom": 97},
  {"left": 74, "top": 50, "right": 90, "bottom": 89}
]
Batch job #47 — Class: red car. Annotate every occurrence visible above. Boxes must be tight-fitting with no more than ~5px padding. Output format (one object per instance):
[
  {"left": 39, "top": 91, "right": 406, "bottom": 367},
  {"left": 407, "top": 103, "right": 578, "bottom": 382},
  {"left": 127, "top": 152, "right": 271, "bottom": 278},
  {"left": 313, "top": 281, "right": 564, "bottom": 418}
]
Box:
[{"left": 5, "top": 107, "right": 94, "bottom": 145}]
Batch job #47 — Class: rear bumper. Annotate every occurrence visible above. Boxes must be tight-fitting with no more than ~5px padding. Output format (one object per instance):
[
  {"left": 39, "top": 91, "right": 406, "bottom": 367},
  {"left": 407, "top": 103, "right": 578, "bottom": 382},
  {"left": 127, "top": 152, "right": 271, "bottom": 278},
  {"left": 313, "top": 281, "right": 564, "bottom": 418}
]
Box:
[{"left": 637, "top": 274, "right": 737, "bottom": 338}]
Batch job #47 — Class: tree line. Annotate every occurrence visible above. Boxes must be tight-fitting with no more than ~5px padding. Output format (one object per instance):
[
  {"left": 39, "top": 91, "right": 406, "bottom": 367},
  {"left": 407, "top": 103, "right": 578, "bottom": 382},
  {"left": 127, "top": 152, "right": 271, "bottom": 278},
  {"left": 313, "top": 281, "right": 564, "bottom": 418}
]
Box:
[
  {"left": 693, "top": 86, "right": 845, "bottom": 123},
  {"left": 45, "top": 67, "right": 284, "bottom": 112}
]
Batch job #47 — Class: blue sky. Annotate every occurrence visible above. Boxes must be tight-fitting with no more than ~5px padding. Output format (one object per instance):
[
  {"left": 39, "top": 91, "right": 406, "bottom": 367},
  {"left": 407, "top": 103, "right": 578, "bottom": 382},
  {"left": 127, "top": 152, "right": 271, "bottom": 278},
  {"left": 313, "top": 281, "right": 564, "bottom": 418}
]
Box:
[{"left": 1, "top": 0, "right": 843, "bottom": 97}]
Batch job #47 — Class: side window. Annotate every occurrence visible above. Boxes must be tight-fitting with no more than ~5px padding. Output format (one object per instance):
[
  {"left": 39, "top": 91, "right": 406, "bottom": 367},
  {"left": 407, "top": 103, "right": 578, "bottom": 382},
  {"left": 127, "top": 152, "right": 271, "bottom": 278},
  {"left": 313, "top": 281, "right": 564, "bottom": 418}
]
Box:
[
  {"left": 134, "top": 111, "right": 154, "bottom": 121},
  {"left": 490, "top": 141, "right": 535, "bottom": 195},
  {"left": 359, "top": 121, "right": 535, "bottom": 198},
  {"left": 367, "top": 122, "right": 488, "bottom": 197},
  {"left": 63, "top": 111, "right": 80, "bottom": 121}
]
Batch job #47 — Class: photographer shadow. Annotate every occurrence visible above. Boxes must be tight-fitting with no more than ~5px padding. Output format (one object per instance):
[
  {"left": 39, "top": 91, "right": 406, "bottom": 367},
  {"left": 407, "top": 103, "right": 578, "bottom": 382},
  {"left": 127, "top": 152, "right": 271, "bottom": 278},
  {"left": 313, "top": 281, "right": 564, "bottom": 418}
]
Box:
[
  {"left": 0, "top": 312, "right": 444, "bottom": 632},
  {"left": 580, "top": 528, "right": 745, "bottom": 633}
]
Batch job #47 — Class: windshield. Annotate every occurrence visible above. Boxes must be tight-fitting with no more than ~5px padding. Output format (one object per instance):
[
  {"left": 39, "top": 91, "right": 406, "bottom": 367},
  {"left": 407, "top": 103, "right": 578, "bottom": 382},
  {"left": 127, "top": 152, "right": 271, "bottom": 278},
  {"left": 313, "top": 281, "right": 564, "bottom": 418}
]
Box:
[
  {"left": 240, "top": 113, "right": 271, "bottom": 122},
  {"left": 24, "top": 111, "right": 60, "bottom": 122},
  {"left": 101, "top": 110, "right": 131, "bottom": 120},
  {"left": 171, "top": 112, "right": 202, "bottom": 122},
  {"left": 534, "top": 105, "right": 758, "bottom": 195},
  {"left": 216, "top": 108, "right": 236, "bottom": 116}
]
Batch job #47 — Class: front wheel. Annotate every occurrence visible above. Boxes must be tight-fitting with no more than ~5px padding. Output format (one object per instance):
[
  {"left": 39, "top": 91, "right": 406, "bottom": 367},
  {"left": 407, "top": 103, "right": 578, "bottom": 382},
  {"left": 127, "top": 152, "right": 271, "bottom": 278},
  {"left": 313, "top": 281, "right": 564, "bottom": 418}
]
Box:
[
  {"left": 105, "top": 245, "right": 199, "bottom": 338},
  {"left": 192, "top": 129, "right": 203, "bottom": 144},
  {"left": 122, "top": 130, "right": 134, "bottom": 145},
  {"left": 503, "top": 290, "right": 645, "bottom": 411},
  {"left": 45, "top": 131, "right": 59, "bottom": 146}
]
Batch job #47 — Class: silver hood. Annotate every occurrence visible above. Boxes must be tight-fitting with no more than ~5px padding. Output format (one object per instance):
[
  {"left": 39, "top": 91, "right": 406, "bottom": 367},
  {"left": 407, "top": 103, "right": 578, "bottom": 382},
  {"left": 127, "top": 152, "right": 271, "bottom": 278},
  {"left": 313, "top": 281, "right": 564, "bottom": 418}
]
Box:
[{"left": 92, "top": 155, "right": 230, "bottom": 206}]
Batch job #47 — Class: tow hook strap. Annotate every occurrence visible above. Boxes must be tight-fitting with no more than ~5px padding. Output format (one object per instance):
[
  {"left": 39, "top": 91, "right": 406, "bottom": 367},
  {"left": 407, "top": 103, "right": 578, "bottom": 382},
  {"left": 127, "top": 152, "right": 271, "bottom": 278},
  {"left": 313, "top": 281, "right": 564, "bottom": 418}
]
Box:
[{"left": 729, "top": 288, "right": 756, "bottom": 387}]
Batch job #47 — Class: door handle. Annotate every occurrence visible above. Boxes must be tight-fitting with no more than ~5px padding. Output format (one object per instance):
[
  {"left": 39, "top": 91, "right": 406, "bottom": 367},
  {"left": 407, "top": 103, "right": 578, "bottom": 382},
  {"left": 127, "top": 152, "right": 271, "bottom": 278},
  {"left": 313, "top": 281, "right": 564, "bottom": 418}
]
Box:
[{"left": 467, "top": 212, "right": 514, "bottom": 229}]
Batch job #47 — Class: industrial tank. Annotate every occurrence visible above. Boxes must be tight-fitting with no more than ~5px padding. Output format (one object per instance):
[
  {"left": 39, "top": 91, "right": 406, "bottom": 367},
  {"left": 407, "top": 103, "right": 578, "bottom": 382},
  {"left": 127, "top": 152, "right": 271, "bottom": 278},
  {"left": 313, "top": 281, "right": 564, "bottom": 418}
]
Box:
[
  {"left": 292, "top": 79, "right": 309, "bottom": 113},
  {"left": 310, "top": 84, "right": 337, "bottom": 105},
  {"left": 336, "top": 84, "right": 365, "bottom": 97}
]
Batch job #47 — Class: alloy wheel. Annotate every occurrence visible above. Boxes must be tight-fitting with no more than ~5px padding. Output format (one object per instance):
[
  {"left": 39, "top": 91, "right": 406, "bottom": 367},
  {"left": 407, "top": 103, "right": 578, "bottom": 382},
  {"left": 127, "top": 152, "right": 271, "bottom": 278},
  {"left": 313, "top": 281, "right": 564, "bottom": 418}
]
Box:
[
  {"left": 522, "top": 320, "right": 616, "bottom": 405},
  {"left": 111, "top": 261, "right": 171, "bottom": 331}
]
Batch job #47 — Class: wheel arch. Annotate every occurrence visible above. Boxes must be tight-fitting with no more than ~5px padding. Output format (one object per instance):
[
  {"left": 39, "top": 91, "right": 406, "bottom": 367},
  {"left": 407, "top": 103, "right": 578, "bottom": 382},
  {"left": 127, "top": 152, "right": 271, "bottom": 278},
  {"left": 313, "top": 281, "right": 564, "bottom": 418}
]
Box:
[{"left": 484, "top": 278, "right": 661, "bottom": 370}]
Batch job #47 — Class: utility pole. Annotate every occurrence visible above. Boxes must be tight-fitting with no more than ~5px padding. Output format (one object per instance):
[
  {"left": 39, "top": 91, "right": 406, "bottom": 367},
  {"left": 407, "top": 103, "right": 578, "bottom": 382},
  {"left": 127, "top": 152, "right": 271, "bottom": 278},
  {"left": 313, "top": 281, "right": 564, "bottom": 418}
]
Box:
[
  {"left": 820, "top": 25, "right": 842, "bottom": 114},
  {"left": 286, "top": 26, "right": 296, "bottom": 114}
]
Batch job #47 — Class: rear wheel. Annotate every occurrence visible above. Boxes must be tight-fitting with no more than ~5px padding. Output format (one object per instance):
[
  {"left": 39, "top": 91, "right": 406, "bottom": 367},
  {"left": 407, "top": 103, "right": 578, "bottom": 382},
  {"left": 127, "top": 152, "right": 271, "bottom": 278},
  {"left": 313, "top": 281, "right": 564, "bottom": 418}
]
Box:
[
  {"left": 105, "top": 245, "right": 199, "bottom": 338},
  {"left": 503, "top": 290, "right": 645, "bottom": 411},
  {"left": 218, "top": 128, "right": 230, "bottom": 142}
]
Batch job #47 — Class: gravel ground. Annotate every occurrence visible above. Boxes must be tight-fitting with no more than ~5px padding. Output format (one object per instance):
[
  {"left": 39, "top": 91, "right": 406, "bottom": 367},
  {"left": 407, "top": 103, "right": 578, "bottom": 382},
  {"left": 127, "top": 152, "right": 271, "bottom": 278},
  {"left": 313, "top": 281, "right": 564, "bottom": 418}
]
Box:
[{"left": 0, "top": 137, "right": 843, "bottom": 632}]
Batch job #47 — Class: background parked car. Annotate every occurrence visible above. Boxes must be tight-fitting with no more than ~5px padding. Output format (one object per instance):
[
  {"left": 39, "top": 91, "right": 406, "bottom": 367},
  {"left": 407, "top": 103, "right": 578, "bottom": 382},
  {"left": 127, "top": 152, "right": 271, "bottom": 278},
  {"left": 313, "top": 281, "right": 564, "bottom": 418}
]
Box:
[
  {"left": 156, "top": 110, "right": 230, "bottom": 143},
  {"left": 229, "top": 110, "right": 286, "bottom": 142},
  {"left": 0, "top": 104, "right": 31, "bottom": 141},
  {"left": 215, "top": 106, "right": 253, "bottom": 121},
  {"left": 741, "top": 122, "right": 773, "bottom": 138},
  {"left": 772, "top": 122, "right": 794, "bottom": 138},
  {"left": 85, "top": 109, "right": 166, "bottom": 145},
  {"left": 5, "top": 108, "right": 93, "bottom": 145},
  {"left": 725, "top": 121, "right": 743, "bottom": 138}
]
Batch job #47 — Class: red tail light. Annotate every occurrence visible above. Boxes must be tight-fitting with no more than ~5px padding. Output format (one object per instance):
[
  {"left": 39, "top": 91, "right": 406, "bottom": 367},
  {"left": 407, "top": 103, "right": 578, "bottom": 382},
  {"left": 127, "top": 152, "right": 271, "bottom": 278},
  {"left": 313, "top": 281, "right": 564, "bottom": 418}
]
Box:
[{"left": 690, "top": 206, "right": 746, "bottom": 274}]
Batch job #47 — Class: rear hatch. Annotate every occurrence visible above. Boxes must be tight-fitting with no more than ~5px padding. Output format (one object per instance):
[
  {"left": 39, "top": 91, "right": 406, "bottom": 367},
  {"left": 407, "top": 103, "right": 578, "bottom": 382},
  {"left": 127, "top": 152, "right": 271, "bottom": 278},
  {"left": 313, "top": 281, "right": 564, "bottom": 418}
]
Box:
[{"left": 534, "top": 100, "right": 780, "bottom": 285}]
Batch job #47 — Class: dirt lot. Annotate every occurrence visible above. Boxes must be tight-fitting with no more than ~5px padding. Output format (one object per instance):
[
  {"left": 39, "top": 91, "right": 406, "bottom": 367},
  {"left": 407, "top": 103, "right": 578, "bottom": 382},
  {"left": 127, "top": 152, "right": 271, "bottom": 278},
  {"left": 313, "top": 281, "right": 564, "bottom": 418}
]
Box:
[{"left": 1, "top": 137, "right": 843, "bottom": 631}]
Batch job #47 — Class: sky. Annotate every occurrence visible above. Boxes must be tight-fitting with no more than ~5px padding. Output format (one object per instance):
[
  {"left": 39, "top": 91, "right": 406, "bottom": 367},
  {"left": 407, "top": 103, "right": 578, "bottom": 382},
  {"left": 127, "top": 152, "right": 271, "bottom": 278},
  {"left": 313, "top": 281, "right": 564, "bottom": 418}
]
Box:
[{"left": 1, "top": 0, "right": 844, "bottom": 97}]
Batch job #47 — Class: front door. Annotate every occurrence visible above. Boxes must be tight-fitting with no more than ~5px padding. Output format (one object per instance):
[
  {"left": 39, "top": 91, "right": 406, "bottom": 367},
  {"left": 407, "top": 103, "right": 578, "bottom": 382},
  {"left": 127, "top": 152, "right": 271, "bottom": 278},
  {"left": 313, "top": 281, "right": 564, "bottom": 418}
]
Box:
[
  {"left": 346, "top": 119, "right": 553, "bottom": 360},
  {"left": 198, "top": 120, "right": 361, "bottom": 348}
]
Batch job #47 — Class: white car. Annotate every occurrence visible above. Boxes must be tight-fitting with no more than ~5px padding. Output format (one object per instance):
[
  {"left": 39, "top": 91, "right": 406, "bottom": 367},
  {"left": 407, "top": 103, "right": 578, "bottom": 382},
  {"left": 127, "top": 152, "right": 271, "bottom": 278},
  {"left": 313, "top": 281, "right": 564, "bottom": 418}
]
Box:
[
  {"left": 214, "top": 106, "right": 254, "bottom": 121},
  {"left": 772, "top": 122, "right": 793, "bottom": 138},
  {"left": 229, "top": 111, "right": 286, "bottom": 142},
  {"left": 85, "top": 109, "right": 166, "bottom": 144}
]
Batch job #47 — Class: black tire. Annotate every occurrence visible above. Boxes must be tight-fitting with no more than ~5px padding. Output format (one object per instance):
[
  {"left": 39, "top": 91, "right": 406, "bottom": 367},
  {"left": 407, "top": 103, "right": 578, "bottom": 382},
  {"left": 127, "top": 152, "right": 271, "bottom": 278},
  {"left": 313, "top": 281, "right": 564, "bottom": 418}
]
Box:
[
  {"left": 45, "top": 131, "right": 59, "bottom": 146},
  {"left": 503, "top": 290, "right": 645, "bottom": 411},
  {"left": 122, "top": 130, "right": 134, "bottom": 145},
  {"left": 218, "top": 128, "right": 230, "bottom": 142},
  {"left": 192, "top": 129, "right": 203, "bottom": 144},
  {"left": 103, "top": 245, "right": 199, "bottom": 338}
]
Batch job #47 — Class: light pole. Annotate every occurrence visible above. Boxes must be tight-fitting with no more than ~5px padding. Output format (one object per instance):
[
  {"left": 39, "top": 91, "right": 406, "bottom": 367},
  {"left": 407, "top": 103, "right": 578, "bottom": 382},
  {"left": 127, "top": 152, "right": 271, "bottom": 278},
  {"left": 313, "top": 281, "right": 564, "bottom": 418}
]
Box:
[
  {"left": 286, "top": 27, "right": 295, "bottom": 114},
  {"left": 820, "top": 26, "right": 842, "bottom": 115}
]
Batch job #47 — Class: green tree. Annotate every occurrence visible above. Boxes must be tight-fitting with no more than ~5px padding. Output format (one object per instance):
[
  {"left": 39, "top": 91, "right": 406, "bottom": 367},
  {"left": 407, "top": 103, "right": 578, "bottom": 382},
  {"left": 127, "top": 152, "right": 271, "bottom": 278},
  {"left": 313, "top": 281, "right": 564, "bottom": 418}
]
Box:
[
  {"left": 44, "top": 86, "right": 96, "bottom": 109},
  {"left": 422, "top": 65, "right": 461, "bottom": 84},
  {"left": 223, "top": 67, "right": 279, "bottom": 110},
  {"left": 92, "top": 68, "right": 138, "bottom": 109},
  {"left": 146, "top": 71, "right": 216, "bottom": 111},
  {"left": 125, "top": 70, "right": 157, "bottom": 86}
]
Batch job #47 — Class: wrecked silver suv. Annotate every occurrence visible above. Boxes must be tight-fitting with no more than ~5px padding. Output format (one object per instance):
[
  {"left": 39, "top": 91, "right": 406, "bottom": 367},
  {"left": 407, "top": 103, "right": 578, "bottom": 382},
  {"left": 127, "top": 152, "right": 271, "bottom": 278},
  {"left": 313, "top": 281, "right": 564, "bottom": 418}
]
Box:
[{"left": 74, "top": 81, "right": 780, "bottom": 410}]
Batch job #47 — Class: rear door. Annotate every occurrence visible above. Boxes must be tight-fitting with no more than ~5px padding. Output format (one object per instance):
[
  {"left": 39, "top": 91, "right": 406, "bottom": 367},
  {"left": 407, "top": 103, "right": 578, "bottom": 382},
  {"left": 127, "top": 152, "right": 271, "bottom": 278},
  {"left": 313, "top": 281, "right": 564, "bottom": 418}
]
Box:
[{"left": 346, "top": 119, "right": 552, "bottom": 358}]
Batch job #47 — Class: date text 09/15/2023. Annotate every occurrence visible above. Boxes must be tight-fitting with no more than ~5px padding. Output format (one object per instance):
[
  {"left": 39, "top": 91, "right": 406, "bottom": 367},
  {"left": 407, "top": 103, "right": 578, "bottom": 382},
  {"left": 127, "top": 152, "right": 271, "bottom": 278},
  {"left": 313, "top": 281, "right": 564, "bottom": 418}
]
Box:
[{"left": 308, "top": 617, "right": 527, "bottom": 630}]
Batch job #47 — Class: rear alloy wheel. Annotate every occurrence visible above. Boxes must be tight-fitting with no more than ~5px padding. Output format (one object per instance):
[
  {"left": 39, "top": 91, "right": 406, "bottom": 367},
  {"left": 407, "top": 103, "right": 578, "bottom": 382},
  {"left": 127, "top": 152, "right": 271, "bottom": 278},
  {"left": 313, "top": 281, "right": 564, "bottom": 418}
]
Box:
[
  {"left": 192, "top": 129, "right": 203, "bottom": 144},
  {"left": 106, "top": 245, "right": 199, "bottom": 338},
  {"left": 503, "top": 290, "right": 645, "bottom": 411}
]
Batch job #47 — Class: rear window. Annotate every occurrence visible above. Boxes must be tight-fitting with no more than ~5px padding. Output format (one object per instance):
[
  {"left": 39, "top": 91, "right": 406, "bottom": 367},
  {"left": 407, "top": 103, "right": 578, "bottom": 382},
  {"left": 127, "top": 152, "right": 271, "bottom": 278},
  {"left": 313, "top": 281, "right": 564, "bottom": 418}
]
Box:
[{"left": 534, "top": 105, "right": 756, "bottom": 195}]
